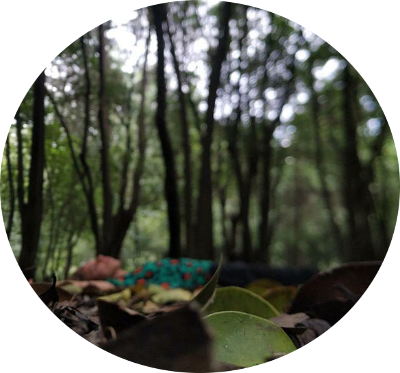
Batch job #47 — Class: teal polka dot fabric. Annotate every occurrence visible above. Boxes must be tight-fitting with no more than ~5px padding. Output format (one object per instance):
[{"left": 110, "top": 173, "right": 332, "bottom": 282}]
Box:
[{"left": 107, "top": 258, "right": 215, "bottom": 290}]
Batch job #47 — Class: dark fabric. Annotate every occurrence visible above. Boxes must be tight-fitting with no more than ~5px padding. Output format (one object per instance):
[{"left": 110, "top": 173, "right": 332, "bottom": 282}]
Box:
[{"left": 217, "top": 262, "right": 318, "bottom": 287}]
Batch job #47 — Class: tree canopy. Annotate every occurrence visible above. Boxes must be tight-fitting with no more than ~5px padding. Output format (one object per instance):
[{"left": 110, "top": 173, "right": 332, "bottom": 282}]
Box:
[{"left": 1, "top": 1, "right": 398, "bottom": 280}]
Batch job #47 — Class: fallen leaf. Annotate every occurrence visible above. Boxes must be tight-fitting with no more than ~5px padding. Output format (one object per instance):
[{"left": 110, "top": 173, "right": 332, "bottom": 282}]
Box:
[
  {"left": 204, "top": 311, "right": 296, "bottom": 368},
  {"left": 246, "top": 278, "right": 283, "bottom": 294},
  {"left": 151, "top": 288, "right": 192, "bottom": 305},
  {"left": 97, "top": 288, "right": 131, "bottom": 303},
  {"left": 291, "top": 318, "right": 338, "bottom": 354},
  {"left": 270, "top": 312, "right": 309, "bottom": 326},
  {"left": 190, "top": 255, "right": 222, "bottom": 309},
  {"left": 289, "top": 261, "right": 381, "bottom": 315},
  {"left": 263, "top": 286, "right": 297, "bottom": 313},
  {"left": 97, "top": 299, "right": 147, "bottom": 336},
  {"left": 204, "top": 286, "right": 279, "bottom": 319},
  {"left": 102, "top": 304, "right": 212, "bottom": 372}
]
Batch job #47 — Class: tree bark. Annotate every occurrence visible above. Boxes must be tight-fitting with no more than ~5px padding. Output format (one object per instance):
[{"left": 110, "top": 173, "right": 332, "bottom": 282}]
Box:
[
  {"left": 166, "top": 16, "right": 194, "bottom": 256},
  {"left": 5, "top": 133, "right": 15, "bottom": 240},
  {"left": 308, "top": 57, "right": 344, "bottom": 259},
  {"left": 341, "top": 63, "right": 376, "bottom": 261},
  {"left": 18, "top": 71, "right": 46, "bottom": 280},
  {"left": 78, "top": 34, "right": 103, "bottom": 253},
  {"left": 195, "top": 1, "right": 232, "bottom": 259},
  {"left": 258, "top": 124, "right": 274, "bottom": 262},
  {"left": 97, "top": 24, "right": 114, "bottom": 254},
  {"left": 152, "top": 4, "right": 182, "bottom": 258}
]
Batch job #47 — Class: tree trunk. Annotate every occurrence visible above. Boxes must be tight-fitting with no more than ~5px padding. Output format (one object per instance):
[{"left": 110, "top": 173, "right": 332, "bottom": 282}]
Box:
[
  {"left": 108, "top": 33, "right": 151, "bottom": 259},
  {"left": 308, "top": 57, "right": 344, "bottom": 258},
  {"left": 18, "top": 71, "right": 46, "bottom": 280},
  {"left": 258, "top": 124, "right": 274, "bottom": 263},
  {"left": 342, "top": 64, "right": 376, "bottom": 261},
  {"left": 195, "top": 2, "right": 232, "bottom": 259},
  {"left": 241, "top": 117, "right": 259, "bottom": 261},
  {"left": 97, "top": 24, "right": 114, "bottom": 254},
  {"left": 166, "top": 16, "right": 194, "bottom": 256},
  {"left": 152, "top": 4, "right": 182, "bottom": 258},
  {"left": 5, "top": 133, "right": 15, "bottom": 240},
  {"left": 79, "top": 34, "right": 102, "bottom": 255}
]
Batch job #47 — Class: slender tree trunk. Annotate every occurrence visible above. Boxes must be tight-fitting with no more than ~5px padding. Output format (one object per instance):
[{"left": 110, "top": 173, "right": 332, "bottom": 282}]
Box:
[
  {"left": 215, "top": 138, "right": 229, "bottom": 259},
  {"left": 97, "top": 24, "right": 113, "bottom": 254},
  {"left": 367, "top": 0, "right": 400, "bottom": 260},
  {"left": 42, "top": 169, "right": 57, "bottom": 277},
  {"left": 16, "top": 109, "right": 24, "bottom": 214},
  {"left": 376, "top": 151, "right": 391, "bottom": 256},
  {"left": 258, "top": 124, "right": 274, "bottom": 262},
  {"left": 308, "top": 57, "right": 344, "bottom": 258},
  {"left": 18, "top": 71, "right": 46, "bottom": 280},
  {"left": 195, "top": 2, "right": 232, "bottom": 259},
  {"left": 63, "top": 215, "right": 85, "bottom": 279},
  {"left": 288, "top": 161, "right": 302, "bottom": 266},
  {"left": 166, "top": 17, "right": 194, "bottom": 256},
  {"left": 108, "top": 33, "right": 151, "bottom": 259},
  {"left": 241, "top": 116, "right": 259, "bottom": 261},
  {"left": 342, "top": 64, "right": 376, "bottom": 261},
  {"left": 79, "top": 34, "right": 102, "bottom": 254},
  {"left": 152, "top": 4, "right": 182, "bottom": 257},
  {"left": 5, "top": 134, "right": 15, "bottom": 240}
]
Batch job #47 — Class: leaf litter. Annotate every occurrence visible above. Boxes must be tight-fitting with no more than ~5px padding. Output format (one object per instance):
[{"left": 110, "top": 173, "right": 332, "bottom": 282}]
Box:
[{"left": 31, "top": 260, "right": 380, "bottom": 371}]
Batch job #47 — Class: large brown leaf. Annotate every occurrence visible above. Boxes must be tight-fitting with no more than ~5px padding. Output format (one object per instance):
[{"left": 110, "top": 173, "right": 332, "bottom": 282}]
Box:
[
  {"left": 101, "top": 303, "right": 212, "bottom": 372},
  {"left": 289, "top": 261, "right": 381, "bottom": 316}
]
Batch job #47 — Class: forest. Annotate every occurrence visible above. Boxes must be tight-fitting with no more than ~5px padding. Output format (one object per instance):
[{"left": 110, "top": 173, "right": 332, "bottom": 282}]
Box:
[{"left": 1, "top": 0, "right": 398, "bottom": 281}]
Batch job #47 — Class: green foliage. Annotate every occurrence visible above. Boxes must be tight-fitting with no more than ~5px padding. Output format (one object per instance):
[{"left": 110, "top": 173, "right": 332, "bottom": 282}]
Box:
[
  {"left": 204, "top": 311, "right": 296, "bottom": 367},
  {"left": 204, "top": 286, "right": 279, "bottom": 318}
]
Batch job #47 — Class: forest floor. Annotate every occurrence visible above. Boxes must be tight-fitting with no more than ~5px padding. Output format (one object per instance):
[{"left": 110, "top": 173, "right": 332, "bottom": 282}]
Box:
[{"left": 31, "top": 261, "right": 380, "bottom": 371}]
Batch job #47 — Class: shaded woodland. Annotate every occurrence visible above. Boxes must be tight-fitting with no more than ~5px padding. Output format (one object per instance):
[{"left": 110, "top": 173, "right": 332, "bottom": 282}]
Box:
[{"left": 1, "top": 1, "right": 398, "bottom": 280}]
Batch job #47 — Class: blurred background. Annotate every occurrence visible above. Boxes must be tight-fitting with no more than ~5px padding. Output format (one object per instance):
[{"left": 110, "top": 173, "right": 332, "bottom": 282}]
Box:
[{"left": 1, "top": 0, "right": 398, "bottom": 280}]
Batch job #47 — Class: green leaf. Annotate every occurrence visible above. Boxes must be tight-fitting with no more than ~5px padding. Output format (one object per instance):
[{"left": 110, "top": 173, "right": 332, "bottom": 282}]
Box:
[
  {"left": 205, "top": 311, "right": 296, "bottom": 367},
  {"left": 190, "top": 256, "right": 222, "bottom": 309},
  {"left": 263, "top": 286, "right": 298, "bottom": 313},
  {"left": 2, "top": 312, "right": 70, "bottom": 357},
  {"left": 97, "top": 288, "right": 132, "bottom": 303},
  {"left": 152, "top": 288, "right": 193, "bottom": 304},
  {"left": 246, "top": 278, "right": 283, "bottom": 294},
  {"left": 204, "top": 286, "right": 279, "bottom": 319}
]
